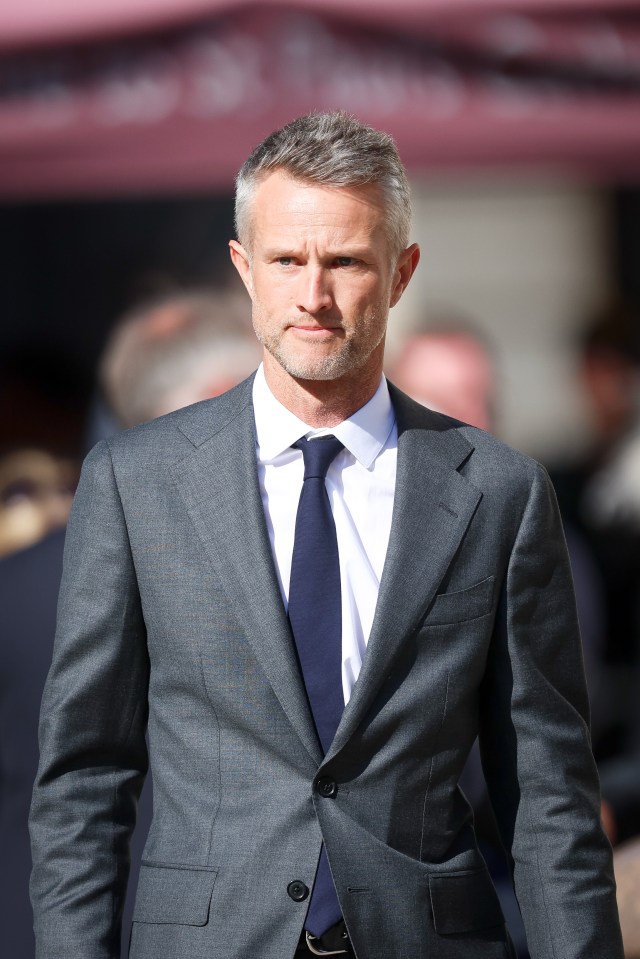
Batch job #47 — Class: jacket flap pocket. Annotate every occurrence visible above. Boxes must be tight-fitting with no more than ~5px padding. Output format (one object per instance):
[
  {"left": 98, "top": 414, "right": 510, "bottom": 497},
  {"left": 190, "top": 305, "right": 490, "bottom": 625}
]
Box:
[
  {"left": 133, "top": 862, "right": 218, "bottom": 926},
  {"left": 426, "top": 576, "right": 494, "bottom": 626},
  {"left": 429, "top": 868, "right": 504, "bottom": 935}
]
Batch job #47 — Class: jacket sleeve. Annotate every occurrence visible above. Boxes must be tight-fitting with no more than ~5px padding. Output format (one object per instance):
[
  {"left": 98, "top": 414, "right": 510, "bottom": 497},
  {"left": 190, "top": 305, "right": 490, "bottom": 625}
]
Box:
[
  {"left": 29, "top": 440, "right": 149, "bottom": 959},
  {"left": 478, "top": 462, "right": 624, "bottom": 959}
]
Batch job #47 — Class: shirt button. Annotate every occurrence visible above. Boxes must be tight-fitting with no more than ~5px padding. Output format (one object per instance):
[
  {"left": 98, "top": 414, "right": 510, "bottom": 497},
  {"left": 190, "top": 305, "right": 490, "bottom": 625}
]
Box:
[
  {"left": 316, "top": 776, "right": 338, "bottom": 798},
  {"left": 287, "top": 880, "right": 310, "bottom": 902}
]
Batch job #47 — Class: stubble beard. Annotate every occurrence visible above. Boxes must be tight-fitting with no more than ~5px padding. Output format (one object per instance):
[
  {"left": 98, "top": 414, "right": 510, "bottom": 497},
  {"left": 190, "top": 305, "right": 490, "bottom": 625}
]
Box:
[{"left": 253, "top": 309, "right": 387, "bottom": 382}]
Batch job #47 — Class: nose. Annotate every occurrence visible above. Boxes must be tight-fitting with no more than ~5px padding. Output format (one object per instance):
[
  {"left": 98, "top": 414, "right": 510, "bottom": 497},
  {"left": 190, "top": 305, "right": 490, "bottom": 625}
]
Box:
[{"left": 296, "top": 266, "right": 333, "bottom": 314}]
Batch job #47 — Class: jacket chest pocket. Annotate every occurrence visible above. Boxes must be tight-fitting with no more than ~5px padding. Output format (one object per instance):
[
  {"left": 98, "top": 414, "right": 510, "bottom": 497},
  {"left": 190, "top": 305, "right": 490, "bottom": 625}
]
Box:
[{"left": 425, "top": 576, "right": 494, "bottom": 627}]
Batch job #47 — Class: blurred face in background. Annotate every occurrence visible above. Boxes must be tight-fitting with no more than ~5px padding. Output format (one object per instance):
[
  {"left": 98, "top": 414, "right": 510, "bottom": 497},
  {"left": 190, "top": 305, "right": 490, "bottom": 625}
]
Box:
[
  {"left": 581, "top": 347, "right": 640, "bottom": 444},
  {"left": 391, "top": 331, "right": 496, "bottom": 432},
  {"left": 0, "top": 450, "right": 76, "bottom": 558}
]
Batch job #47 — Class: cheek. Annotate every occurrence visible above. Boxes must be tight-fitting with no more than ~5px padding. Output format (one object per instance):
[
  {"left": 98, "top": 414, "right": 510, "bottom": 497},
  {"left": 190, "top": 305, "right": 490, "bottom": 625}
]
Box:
[
  {"left": 354, "top": 283, "right": 390, "bottom": 323},
  {"left": 252, "top": 273, "right": 293, "bottom": 312},
  {"left": 250, "top": 295, "right": 282, "bottom": 338}
]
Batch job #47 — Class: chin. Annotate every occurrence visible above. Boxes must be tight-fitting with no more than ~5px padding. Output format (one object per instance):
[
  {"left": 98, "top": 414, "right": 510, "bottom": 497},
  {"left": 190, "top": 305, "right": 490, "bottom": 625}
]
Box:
[{"left": 281, "top": 355, "right": 356, "bottom": 382}]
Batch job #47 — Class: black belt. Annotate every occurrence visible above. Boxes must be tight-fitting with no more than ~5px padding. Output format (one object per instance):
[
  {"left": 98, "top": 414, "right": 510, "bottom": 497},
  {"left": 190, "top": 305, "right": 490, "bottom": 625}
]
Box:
[{"left": 297, "top": 919, "right": 352, "bottom": 955}]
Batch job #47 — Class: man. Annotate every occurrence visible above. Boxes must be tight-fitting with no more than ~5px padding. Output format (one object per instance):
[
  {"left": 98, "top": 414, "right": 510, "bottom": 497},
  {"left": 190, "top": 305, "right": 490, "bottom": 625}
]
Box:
[{"left": 30, "top": 113, "right": 622, "bottom": 959}]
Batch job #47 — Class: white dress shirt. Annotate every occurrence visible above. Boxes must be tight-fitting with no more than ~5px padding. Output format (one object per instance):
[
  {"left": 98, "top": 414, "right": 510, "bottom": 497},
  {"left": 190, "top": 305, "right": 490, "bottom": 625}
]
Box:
[{"left": 252, "top": 364, "right": 397, "bottom": 705}]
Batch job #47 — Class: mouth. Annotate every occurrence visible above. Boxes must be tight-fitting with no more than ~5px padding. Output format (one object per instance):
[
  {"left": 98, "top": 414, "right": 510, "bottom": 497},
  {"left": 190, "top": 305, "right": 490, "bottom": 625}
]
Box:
[{"left": 288, "top": 323, "right": 343, "bottom": 337}]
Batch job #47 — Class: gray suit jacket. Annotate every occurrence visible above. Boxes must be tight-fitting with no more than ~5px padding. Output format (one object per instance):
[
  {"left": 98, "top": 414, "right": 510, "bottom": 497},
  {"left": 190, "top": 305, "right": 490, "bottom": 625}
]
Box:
[{"left": 30, "top": 376, "right": 623, "bottom": 959}]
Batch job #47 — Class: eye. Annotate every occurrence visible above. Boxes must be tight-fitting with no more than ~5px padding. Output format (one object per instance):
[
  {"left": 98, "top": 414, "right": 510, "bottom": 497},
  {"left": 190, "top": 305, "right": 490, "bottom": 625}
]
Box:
[
  {"left": 334, "top": 257, "right": 358, "bottom": 267},
  {"left": 277, "top": 256, "right": 294, "bottom": 266}
]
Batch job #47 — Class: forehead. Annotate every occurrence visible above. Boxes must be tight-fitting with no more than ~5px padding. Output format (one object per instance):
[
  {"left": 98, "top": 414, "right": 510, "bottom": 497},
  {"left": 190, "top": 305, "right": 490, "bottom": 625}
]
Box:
[{"left": 250, "top": 170, "right": 388, "bottom": 248}]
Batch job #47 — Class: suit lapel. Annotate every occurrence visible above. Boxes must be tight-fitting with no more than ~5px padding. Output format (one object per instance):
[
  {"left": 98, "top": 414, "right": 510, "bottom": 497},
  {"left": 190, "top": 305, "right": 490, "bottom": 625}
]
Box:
[
  {"left": 328, "top": 387, "right": 482, "bottom": 758},
  {"left": 169, "top": 379, "right": 323, "bottom": 766},
  {"left": 169, "top": 379, "right": 481, "bottom": 766}
]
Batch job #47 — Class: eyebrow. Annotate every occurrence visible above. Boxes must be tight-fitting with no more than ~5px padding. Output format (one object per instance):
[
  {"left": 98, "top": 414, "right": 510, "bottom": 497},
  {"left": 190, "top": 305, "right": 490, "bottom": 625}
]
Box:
[{"left": 262, "top": 246, "right": 373, "bottom": 260}]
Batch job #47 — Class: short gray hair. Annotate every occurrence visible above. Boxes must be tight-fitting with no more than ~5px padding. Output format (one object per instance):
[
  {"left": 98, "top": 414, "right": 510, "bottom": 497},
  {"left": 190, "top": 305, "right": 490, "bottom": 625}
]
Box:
[{"left": 235, "top": 112, "right": 412, "bottom": 257}]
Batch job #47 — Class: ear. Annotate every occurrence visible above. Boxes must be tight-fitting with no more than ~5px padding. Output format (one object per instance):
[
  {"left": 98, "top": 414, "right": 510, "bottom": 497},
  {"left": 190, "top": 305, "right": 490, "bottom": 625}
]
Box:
[
  {"left": 389, "top": 243, "right": 420, "bottom": 308},
  {"left": 229, "top": 240, "right": 254, "bottom": 299}
]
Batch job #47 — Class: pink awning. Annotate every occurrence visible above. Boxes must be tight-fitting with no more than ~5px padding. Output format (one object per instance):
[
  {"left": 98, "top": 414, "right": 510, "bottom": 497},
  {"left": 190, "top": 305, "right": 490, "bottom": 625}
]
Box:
[
  {"left": 2, "top": 1, "right": 639, "bottom": 51},
  {"left": 1, "top": 2, "right": 639, "bottom": 198}
]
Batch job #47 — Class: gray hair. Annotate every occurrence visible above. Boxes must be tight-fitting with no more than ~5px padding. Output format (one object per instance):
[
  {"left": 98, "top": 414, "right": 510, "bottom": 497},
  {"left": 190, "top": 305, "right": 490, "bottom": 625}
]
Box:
[
  {"left": 100, "top": 289, "right": 260, "bottom": 428},
  {"left": 235, "top": 112, "right": 412, "bottom": 257}
]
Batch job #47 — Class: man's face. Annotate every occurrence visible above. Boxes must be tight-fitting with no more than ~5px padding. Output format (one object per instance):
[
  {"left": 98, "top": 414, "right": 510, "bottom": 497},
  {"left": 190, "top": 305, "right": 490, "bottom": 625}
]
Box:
[{"left": 230, "top": 170, "right": 414, "bottom": 384}]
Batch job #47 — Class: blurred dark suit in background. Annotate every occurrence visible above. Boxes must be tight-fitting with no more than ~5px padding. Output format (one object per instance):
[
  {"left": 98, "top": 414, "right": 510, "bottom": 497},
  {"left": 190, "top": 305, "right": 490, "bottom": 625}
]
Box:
[
  {"left": 1, "top": 532, "right": 60, "bottom": 955},
  {"left": 0, "top": 525, "right": 152, "bottom": 959}
]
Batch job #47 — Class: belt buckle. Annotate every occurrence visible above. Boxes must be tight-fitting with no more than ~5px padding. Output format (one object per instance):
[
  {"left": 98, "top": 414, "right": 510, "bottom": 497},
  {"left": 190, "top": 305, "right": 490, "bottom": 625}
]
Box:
[{"left": 305, "top": 930, "right": 350, "bottom": 956}]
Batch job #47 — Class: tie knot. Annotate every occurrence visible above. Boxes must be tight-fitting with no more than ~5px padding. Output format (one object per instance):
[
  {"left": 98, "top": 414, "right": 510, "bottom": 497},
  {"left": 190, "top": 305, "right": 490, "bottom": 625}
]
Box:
[{"left": 294, "top": 435, "right": 344, "bottom": 480}]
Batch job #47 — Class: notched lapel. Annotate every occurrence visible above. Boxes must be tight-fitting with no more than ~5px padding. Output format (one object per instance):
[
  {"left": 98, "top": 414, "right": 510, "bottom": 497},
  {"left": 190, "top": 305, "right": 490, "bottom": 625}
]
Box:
[
  {"left": 169, "top": 389, "right": 322, "bottom": 767},
  {"left": 329, "top": 392, "right": 482, "bottom": 758}
]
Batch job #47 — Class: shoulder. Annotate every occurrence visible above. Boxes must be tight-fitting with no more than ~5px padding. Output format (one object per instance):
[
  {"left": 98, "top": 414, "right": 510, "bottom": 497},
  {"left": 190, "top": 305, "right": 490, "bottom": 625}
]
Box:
[
  {"left": 75, "top": 375, "right": 256, "bottom": 500},
  {"left": 102, "top": 373, "right": 255, "bottom": 463}
]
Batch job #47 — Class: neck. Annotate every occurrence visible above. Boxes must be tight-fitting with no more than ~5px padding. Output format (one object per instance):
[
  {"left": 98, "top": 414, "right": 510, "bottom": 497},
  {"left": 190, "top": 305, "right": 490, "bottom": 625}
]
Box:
[{"left": 263, "top": 352, "right": 384, "bottom": 427}]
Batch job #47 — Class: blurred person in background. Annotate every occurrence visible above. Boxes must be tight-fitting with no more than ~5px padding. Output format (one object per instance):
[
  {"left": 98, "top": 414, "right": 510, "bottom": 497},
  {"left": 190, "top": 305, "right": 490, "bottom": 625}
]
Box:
[
  {"left": 99, "top": 288, "right": 259, "bottom": 431},
  {"left": 0, "top": 450, "right": 76, "bottom": 558},
  {"left": 0, "top": 444, "right": 77, "bottom": 959},
  {"left": 551, "top": 302, "right": 640, "bottom": 847},
  {"left": 0, "top": 288, "right": 259, "bottom": 959},
  {"left": 549, "top": 302, "right": 640, "bottom": 959},
  {"left": 0, "top": 526, "right": 66, "bottom": 959},
  {"left": 389, "top": 321, "right": 496, "bottom": 433}
]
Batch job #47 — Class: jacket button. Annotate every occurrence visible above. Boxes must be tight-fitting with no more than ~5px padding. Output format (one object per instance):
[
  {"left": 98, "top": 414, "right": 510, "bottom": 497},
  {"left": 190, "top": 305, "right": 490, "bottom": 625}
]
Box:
[
  {"left": 316, "top": 776, "right": 337, "bottom": 798},
  {"left": 287, "top": 880, "right": 309, "bottom": 902}
]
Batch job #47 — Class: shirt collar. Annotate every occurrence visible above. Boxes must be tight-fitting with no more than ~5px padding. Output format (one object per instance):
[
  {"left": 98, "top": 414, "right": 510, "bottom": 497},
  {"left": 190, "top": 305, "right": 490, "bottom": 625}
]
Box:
[{"left": 252, "top": 363, "right": 395, "bottom": 469}]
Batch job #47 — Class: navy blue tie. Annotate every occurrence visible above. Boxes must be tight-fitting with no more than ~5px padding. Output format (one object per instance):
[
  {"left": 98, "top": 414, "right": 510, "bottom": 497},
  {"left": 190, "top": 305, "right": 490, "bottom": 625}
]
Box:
[{"left": 288, "top": 435, "right": 344, "bottom": 938}]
